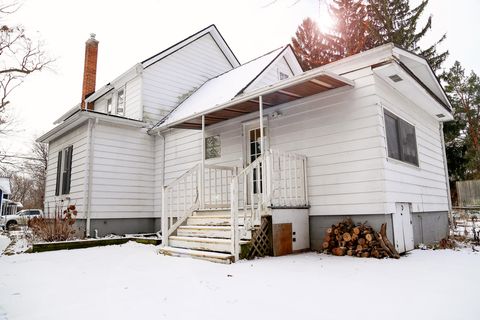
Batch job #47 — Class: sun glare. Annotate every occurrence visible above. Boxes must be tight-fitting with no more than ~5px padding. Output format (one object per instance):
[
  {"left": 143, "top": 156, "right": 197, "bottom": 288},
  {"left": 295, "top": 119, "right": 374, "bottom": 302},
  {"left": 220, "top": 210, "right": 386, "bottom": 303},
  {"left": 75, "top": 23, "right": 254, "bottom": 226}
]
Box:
[{"left": 314, "top": 1, "right": 336, "bottom": 32}]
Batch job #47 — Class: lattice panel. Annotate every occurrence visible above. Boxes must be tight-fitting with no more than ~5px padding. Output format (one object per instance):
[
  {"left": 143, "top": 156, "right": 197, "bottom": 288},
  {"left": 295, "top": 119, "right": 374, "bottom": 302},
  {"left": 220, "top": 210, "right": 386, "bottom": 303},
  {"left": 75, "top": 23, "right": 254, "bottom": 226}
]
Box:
[{"left": 246, "top": 216, "right": 273, "bottom": 259}]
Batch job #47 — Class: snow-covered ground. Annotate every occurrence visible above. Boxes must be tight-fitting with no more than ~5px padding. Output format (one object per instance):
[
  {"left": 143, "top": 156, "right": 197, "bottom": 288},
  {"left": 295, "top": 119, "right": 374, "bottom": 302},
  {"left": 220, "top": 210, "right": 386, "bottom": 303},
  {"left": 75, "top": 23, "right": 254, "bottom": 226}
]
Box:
[
  {"left": 0, "top": 234, "right": 10, "bottom": 254},
  {"left": 0, "top": 242, "right": 478, "bottom": 320}
]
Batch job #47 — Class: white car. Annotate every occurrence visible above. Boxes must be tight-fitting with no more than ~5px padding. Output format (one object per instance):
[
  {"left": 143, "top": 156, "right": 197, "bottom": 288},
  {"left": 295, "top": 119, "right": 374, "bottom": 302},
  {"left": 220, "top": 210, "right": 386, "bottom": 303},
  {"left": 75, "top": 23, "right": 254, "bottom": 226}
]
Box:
[{"left": 0, "top": 209, "right": 43, "bottom": 230}]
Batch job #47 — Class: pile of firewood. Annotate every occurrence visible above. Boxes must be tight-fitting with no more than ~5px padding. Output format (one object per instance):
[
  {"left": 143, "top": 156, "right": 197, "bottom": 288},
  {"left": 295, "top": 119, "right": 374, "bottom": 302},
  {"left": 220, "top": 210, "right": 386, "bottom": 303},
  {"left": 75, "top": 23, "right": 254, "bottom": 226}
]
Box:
[{"left": 322, "top": 219, "right": 400, "bottom": 259}]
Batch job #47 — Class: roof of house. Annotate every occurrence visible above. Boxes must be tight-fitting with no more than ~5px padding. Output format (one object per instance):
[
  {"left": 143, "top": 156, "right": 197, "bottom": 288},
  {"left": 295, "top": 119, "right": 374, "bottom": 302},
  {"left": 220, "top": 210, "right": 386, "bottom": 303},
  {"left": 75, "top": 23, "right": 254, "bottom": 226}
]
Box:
[
  {"left": 154, "top": 46, "right": 287, "bottom": 129},
  {"left": 153, "top": 43, "right": 453, "bottom": 131},
  {"left": 0, "top": 177, "right": 11, "bottom": 194}
]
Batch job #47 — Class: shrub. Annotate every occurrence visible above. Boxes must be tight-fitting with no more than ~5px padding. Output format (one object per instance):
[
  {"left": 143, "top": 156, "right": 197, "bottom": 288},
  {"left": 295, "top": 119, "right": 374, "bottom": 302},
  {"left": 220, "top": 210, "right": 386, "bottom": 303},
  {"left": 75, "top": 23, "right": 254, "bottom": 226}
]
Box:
[{"left": 29, "top": 204, "right": 78, "bottom": 242}]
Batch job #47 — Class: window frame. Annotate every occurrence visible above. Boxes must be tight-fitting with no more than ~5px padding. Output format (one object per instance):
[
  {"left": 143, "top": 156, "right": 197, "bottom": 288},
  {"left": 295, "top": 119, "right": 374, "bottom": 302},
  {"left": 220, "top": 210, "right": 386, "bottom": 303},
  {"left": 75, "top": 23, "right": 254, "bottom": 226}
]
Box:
[
  {"left": 55, "top": 145, "right": 74, "bottom": 196},
  {"left": 205, "top": 135, "right": 221, "bottom": 160},
  {"left": 116, "top": 88, "right": 125, "bottom": 116},
  {"left": 106, "top": 97, "right": 113, "bottom": 114},
  {"left": 383, "top": 108, "right": 419, "bottom": 167}
]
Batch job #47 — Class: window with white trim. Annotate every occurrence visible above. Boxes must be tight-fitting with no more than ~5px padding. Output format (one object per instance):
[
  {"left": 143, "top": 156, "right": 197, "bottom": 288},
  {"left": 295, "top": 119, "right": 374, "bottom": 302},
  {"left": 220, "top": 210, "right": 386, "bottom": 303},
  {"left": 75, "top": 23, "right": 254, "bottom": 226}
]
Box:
[
  {"left": 205, "top": 135, "right": 221, "bottom": 159},
  {"left": 116, "top": 89, "right": 125, "bottom": 116},
  {"left": 55, "top": 145, "right": 73, "bottom": 196},
  {"left": 106, "top": 97, "right": 112, "bottom": 114},
  {"left": 384, "top": 110, "right": 419, "bottom": 166}
]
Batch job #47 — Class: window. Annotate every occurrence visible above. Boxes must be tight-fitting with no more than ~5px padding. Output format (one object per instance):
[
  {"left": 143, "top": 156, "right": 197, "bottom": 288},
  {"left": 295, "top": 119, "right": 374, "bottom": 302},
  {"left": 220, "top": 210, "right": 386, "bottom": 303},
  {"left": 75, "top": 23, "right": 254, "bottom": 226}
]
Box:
[
  {"left": 116, "top": 89, "right": 125, "bottom": 116},
  {"left": 205, "top": 135, "right": 221, "bottom": 159},
  {"left": 55, "top": 145, "right": 73, "bottom": 196},
  {"left": 279, "top": 71, "right": 289, "bottom": 80},
  {"left": 384, "top": 110, "right": 419, "bottom": 166},
  {"left": 106, "top": 97, "right": 112, "bottom": 114}
]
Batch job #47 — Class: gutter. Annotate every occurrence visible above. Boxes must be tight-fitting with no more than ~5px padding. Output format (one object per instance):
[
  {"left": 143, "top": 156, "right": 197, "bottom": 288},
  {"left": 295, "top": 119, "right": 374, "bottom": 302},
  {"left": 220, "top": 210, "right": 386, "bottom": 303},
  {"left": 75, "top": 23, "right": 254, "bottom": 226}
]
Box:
[{"left": 150, "top": 69, "right": 354, "bottom": 133}]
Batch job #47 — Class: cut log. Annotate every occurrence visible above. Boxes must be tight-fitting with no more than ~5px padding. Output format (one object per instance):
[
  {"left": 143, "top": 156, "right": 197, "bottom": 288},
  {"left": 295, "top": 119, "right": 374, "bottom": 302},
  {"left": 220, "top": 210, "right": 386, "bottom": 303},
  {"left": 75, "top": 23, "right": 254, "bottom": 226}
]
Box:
[
  {"left": 322, "top": 242, "right": 330, "bottom": 249},
  {"left": 342, "top": 232, "right": 352, "bottom": 242},
  {"left": 332, "top": 247, "right": 346, "bottom": 256},
  {"left": 365, "top": 233, "right": 374, "bottom": 242},
  {"left": 326, "top": 227, "right": 333, "bottom": 234},
  {"left": 353, "top": 227, "right": 361, "bottom": 235},
  {"left": 358, "top": 238, "right": 366, "bottom": 246},
  {"left": 361, "top": 252, "right": 370, "bottom": 258},
  {"left": 380, "top": 223, "right": 400, "bottom": 259}
]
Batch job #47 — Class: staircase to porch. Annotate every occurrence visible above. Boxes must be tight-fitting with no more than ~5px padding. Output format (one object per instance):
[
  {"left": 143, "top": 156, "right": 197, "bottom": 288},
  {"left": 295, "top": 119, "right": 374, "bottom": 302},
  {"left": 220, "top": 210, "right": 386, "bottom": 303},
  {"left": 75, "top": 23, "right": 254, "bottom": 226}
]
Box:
[{"left": 158, "top": 150, "right": 308, "bottom": 264}]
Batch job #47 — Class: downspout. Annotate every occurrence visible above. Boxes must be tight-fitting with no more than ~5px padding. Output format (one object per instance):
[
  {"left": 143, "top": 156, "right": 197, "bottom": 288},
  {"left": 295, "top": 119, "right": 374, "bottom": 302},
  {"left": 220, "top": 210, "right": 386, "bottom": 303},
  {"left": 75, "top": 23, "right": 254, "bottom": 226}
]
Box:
[
  {"left": 439, "top": 122, "right": 452, "bottom": 212},
  {"left": 83, "top": 118, "right": 95, "bottom": 237}
]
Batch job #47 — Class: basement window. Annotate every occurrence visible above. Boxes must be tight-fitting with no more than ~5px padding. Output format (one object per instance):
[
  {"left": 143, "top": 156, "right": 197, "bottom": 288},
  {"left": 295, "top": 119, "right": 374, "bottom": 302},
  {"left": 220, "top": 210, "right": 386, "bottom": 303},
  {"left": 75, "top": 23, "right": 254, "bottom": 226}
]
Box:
[
  {"left": 205, "top": 135, "right": 221, "bottom": 159},
  {"left": 55, "top": 145, "right": 73, "bottom": 196},
  {"left": 116, "top": 89, "right": 125, "bottom": 116},
  {"left": 384, "top": 110, "right": 419, "bottom": 166}
]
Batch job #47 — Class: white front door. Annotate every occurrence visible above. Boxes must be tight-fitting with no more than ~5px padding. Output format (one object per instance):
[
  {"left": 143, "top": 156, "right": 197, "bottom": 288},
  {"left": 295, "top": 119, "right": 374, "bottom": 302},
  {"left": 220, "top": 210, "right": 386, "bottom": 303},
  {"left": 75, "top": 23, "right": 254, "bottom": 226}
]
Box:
[
  {"left": 393, "top": 203, "right": 415, "bottom": 253},
  {"left": 243, "top": 121, "right": 268, "bottom": 201}
]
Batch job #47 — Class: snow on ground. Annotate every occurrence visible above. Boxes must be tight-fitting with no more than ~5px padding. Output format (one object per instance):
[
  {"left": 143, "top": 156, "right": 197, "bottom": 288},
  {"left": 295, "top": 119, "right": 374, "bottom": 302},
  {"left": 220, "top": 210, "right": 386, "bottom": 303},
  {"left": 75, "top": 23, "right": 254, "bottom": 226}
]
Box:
[
  {"left": 0, "top": 234, "right": 10, "bottom": 254},
  {"left": 0, "top": 242, "right": 478, "bottom": 320}
]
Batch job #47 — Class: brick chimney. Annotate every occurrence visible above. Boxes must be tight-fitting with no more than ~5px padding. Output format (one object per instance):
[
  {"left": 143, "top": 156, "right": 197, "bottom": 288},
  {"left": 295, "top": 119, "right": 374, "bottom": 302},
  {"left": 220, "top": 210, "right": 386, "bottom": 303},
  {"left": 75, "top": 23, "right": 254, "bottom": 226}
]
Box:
[{"left": 81, "top": 33, "right": 99, "bottom": 110}]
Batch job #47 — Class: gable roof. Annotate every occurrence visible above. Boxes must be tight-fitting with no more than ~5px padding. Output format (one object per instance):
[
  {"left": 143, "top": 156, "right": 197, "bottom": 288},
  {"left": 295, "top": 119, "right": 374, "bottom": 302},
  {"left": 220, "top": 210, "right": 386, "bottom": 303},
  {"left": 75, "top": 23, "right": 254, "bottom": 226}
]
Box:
[
  {"left": 82, "top": 25, "right": 240, "bottom": 112},
  {"left": 153, "top": 45, "right": 352, "bottom": 130},
  {"left": 142, "top": 24, "right": 240, "bottom": 69},
  {"left": 155, "top": 46, "right": 287, "bottom": 129}
]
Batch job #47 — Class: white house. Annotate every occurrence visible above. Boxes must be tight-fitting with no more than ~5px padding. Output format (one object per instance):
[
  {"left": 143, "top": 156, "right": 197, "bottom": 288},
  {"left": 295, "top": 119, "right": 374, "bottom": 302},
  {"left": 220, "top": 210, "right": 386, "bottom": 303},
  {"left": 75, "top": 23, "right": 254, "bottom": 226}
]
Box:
[
  {"left": 0, "top": 176, "right": 12, "bottom": 216},
  {"left": 38, "top": 25, "right": 453, "bottom": 263}
]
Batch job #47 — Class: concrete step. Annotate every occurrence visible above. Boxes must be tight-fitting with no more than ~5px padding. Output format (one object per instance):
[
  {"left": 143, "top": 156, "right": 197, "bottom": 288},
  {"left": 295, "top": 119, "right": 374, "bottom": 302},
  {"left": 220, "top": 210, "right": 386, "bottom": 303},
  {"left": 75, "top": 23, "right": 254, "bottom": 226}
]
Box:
[
  {"left": 158, "top": 246, "right": 234, "bottom": 264},
  {"left": 176, "top": 225, "right": 252, "bottom": 240},
  {"left": 169, "top": 236, "right": 248, "bottom": 253},
  {"left": 186, "top": 215, "right": 246, "bottom": 226}
]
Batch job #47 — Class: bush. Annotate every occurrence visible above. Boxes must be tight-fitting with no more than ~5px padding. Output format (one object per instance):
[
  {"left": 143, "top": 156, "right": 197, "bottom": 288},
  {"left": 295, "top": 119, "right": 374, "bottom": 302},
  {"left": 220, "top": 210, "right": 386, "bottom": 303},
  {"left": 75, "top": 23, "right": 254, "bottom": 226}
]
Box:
[{"left": 29, "top": 204, "right": 78, "bottom": 242}]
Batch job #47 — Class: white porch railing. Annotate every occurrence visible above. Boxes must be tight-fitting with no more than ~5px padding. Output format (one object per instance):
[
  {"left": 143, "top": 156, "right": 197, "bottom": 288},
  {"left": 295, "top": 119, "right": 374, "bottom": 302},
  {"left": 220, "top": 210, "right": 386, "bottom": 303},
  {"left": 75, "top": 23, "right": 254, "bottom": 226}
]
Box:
[
  {"left": 161, "top": 163, "right": 236, "bottom": 246},
  {"left": 230, "top": 149, "right": 308, "bottom": 260}
]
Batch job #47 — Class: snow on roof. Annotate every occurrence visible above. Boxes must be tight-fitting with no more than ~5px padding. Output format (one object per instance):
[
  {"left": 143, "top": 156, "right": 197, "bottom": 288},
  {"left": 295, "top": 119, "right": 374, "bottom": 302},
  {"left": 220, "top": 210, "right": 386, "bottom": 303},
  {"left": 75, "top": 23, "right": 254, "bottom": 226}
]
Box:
[
  {"left": 158, "top": 46, "right": 285, "bottom": 128},
  {"left": 0, "top": 177, "right": 11, "bottom": 194}
]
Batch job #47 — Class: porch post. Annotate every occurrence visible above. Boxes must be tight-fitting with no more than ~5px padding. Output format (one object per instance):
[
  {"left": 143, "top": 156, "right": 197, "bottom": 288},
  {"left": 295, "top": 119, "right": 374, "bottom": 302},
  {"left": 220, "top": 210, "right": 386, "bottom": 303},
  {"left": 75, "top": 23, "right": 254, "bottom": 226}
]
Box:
[
  {"left": 259, "top": 96, "right": 265, "bottom": 209},
  {"left": 200, "top": 115, "right": 205, "bottom": 209}
]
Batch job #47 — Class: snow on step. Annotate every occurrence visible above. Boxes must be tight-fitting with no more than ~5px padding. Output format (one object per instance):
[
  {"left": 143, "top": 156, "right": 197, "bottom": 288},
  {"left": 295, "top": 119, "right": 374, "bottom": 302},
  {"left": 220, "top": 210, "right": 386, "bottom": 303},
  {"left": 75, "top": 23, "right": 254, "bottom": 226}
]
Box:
[
  {"left": 158, "top": 246, "right": 234, "bottom": 264},
  {"left": 186, "top": 215, "right": 246, "bottom": 226},
  {"left": 177, "top": 225, "right": 231, "bottom": 238},
  {"left": 169, "top": 236, "right": 248, "bottom": 253}
]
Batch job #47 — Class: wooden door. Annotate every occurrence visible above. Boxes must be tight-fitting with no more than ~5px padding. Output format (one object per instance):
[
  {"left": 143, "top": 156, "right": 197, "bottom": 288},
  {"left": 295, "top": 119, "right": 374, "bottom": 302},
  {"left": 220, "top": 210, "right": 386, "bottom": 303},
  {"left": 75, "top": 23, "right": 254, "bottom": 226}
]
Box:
[{"left": 393, "top": 202, "right": 414, "bottom": 253}]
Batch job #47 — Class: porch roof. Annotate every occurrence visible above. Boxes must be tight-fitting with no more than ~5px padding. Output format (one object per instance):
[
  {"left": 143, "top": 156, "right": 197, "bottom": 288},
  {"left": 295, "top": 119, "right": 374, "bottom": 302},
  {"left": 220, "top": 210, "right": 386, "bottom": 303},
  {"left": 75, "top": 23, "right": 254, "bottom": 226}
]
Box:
[{"left": 153, "top": 59, "right": 354, "bottom": 131}]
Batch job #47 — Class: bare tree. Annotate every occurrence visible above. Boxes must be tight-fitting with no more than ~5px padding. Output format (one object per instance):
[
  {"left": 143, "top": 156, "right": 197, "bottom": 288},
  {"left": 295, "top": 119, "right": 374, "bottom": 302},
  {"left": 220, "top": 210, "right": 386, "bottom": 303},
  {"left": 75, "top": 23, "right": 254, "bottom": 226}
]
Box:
[{"left": 0, "top": 0, "right": 52, "bottom": 132}]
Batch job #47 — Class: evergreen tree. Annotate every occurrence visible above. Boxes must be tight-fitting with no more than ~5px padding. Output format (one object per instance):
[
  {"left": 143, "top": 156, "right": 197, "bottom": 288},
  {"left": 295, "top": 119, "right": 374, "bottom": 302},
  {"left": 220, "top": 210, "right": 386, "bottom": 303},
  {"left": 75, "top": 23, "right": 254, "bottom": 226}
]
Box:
[
  {"left": 328, "top": 0, "right": 371, "bottom": 60},
  {"left": 443, "top": 61, "right": 480, "bottom": 179},
  {"left": 367, "top": 0, "right": 448, "bottom": 71},
  {"left": 291, "top": 18, "right": 331, "bottom": 70}
]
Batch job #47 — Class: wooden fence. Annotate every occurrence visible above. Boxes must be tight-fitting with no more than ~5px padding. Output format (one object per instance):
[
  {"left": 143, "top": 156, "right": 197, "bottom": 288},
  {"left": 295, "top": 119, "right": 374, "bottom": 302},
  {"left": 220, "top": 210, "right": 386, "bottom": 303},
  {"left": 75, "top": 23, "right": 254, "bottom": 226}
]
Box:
[{"left": 456, "top": 180, "right": 480, "bottom": 207}]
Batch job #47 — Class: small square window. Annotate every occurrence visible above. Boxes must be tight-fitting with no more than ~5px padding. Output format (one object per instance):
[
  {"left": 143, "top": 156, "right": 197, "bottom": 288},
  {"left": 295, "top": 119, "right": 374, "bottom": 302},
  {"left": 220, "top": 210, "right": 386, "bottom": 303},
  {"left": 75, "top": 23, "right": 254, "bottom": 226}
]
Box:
[{"left": 205, "top": 135, "right": 221, "bottom": 159}]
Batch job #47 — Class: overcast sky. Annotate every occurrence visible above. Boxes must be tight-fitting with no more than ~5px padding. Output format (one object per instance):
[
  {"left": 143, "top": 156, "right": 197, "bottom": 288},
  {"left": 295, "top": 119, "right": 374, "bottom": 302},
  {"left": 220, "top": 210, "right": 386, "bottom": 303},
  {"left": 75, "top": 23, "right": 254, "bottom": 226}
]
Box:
[{"left": 2, "top": 0, "right": 479, "bottom": 157}]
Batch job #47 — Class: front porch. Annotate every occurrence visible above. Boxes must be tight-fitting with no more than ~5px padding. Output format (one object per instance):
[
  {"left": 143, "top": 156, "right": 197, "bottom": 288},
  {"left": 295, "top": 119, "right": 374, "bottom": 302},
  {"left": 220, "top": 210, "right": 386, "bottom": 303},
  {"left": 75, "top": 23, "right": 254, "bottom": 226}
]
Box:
[{"left": 157, "top": 70, "right": 353, "bottom": 263}]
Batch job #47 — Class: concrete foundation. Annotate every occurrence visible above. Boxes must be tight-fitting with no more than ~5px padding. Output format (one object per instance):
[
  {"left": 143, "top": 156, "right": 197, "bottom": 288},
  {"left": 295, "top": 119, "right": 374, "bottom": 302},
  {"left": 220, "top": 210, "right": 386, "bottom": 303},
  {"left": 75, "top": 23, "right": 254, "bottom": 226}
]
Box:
[
  {"left": 411, "top": 211, "right": 449, "bottom": 245},
  {"left": 75, "top": 218, "right": 161, "bottom": 237}
]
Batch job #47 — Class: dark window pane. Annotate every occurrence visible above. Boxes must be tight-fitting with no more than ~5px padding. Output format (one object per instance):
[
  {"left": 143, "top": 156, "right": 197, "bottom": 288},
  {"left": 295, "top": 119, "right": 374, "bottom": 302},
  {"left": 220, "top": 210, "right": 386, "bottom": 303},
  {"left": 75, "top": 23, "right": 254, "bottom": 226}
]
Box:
[
  {"left": 55, "top": 151, "right": 62, "bottom": 196},
  {"left": 399, "top": 120, "right": 418, "bottom": 165},
  {"left": 385, "top": 113, "right": 400, "bottom": 160}
]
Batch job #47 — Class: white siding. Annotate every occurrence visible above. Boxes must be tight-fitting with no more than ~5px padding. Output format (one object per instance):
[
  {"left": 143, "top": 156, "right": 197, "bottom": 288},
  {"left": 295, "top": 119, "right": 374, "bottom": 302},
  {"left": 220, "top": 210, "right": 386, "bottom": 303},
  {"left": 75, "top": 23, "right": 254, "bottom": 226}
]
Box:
[
  {"left": 375, "top": 76, "right": 449, "bottom": 213},
  {"left": 45, "top": 124, "right": 88, "bottom": 217},
  {"left": 159, "top": 67, "right": 387, "bottom": 217},
  {"left": 142, "top": 34, "right": 234, "bottom": 124},
  {"left": 90, "top": 122, "right": 154, "bottom": 219},
  {"left": 245, "top": 56, "right": 296, "bottom": 92},
  {"left": 93, "top": 75, "right": 142, "bottom": 121}
]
